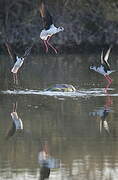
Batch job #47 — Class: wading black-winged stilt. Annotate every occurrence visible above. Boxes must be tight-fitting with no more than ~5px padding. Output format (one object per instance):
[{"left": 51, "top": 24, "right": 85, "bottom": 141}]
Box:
[
  {"left": 5, "top": 42, "right": 33, "bottom": 84},
  {"left": 90, "top": 46, "right": 115, "bottom": 84},
  {"left": 39, "top": 0, "right": 64, "bottom": 53}
]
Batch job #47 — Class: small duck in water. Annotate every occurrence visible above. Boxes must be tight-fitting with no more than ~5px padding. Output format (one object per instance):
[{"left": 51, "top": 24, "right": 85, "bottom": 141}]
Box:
[{"left": 45, "top": 84, "right": 76, "bottom": 92}]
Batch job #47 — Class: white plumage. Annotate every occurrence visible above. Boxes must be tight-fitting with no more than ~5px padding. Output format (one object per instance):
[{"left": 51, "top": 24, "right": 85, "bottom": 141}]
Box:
[
  {"left": 90, "top": 65, "right": 115, "bottom": 76},
  {"left": 11, "top": 112, "right": 23, "bottom": 130},
  {"left": 40, "top": 24, "right": 64, "bottom": 41},
  {"left": 11, "top": 56, "right": 24, "bottom": 74}
]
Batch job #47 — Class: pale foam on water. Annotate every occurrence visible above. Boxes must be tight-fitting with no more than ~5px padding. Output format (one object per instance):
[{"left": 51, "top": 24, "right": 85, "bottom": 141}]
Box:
[{"left": 1, "top": 88, "right": 116, "bottom": 98}]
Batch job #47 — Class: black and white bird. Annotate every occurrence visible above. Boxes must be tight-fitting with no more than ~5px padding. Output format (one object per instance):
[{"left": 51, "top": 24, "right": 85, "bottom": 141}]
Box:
[
  {"left": 90, "top": 46, "right": 115, "bottom": 84},
  {"left": 5, "top": 102, "right": 23, "bottom": 140},
  {"left": 5, "top": 42, "right": 33, "bottom": 84},
  {"left": 89, "top": 96, "right": 112, "bottom": 135},
  {"left": 39, "top": 0, "right": 64, "bottom": 53}
]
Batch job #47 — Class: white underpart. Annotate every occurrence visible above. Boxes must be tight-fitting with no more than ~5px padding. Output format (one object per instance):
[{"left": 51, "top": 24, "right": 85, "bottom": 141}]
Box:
[
  {"left": 11, "top": 112, "right": 23, "bottom": 130},
  {"left": 38, "top": 151, "right": 49, "bottom": 162},
  {"left": 90, "top": 65, "right": 113, "bottom": 75},
  {"left": 11, "top": 56, "right": 24, "bottom": 73},
  {"left": 40, "top": 24, "right": 64, "bottom": 40}
]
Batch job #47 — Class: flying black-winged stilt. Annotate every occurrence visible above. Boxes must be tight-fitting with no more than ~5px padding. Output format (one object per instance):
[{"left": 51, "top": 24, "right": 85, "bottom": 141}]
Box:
[
  {"left": 5, "top": 42, "right": 33, "bottom": 85},
  {"left": 90, "top": 45, "right": 115, "bottom": 84},
  {"left": 39, "top": 0, "right": 64, "bottom": 53}
]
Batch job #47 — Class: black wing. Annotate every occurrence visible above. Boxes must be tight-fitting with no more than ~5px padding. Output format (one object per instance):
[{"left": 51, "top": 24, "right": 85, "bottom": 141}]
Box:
[
  {"left": 5, "top": 42, "right": 17, "bottom": 63},
  {"left": 39, "top": 0, "right": 53, "bottom": 30},
  {"left": 104, "top": 45, "right": 112, "bottom": 65},
  {"left": 103, "top": 62, "right": 110, "bottom": 73},
  {"left": 103, "top": 45, "right": 112, "bottom": 71},
  {"left": 101, "top": 109, "right": 109, "bottom": 121},
  {"left": 22, "top": 45, "right": 33, "bottom": 58},
  {"left": 101, "top": 46, "right": 112, "bottom": 72}
]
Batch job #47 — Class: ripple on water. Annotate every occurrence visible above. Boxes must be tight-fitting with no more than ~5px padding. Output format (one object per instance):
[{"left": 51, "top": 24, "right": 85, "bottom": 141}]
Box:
[{"left": 0, "top": 88, "right": 117, "bottom": 98}]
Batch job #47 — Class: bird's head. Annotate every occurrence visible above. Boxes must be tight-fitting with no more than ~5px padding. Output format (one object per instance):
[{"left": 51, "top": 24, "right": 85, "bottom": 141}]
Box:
[
  {"left": 90, "top": 65, "right": 95, "bottom": 70},
  {"left": 58, "top": 26, "right": 64, "bottom": 32},
  {"left": 16, "top": 56, "right": 24, "bottom": 61},
  {"left": 20, "top": 57, "right": 24, "bottom": 61}
]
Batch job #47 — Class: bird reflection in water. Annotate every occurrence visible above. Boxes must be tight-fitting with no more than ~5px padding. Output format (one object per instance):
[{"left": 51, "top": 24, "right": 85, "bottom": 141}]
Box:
[
  {"left": 38, "top": 141, "right": 60, "bottom": 180},
  {"left": 90, "top": 95, "right": 113, "bottom": 135},
  {"left": 5, "top": 102, "right": 23, "bottom": 139}
]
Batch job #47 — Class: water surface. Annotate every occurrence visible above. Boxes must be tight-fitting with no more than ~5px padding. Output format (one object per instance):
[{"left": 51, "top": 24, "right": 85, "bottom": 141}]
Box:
[{"left": 0, "top": 53, "right": 118, "bottom": 180}]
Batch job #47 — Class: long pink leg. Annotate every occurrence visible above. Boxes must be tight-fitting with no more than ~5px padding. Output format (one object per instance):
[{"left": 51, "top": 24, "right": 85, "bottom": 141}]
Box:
[
  {"left": 13, "top": 73, "right": 18, "bottom": 85},
  {"left": 104, "top": 82, "right": 111, "bottom": 93},
  {"left": 13, "top": 74, "right": 16, "bottom": 84},
  {"left": 104, "top": 75, "right": 112, "bottom": 93},
  {"left": 104, "top": 75, "right": 112, "bottom": 84},
  {"left": 106, "top": 75, "right": 112, "bottom": 83},
  {"left": 47, "top": 36, "right": 58, "bottom": 54},
  {"left": 15, "top": 74, "right": 18, "bottom": 85},
  {"left": 43, "top": 40, "right": 48, "bottom": 53}
]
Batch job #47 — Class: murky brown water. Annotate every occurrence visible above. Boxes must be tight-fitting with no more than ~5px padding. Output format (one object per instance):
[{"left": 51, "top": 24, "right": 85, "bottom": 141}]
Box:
[{"left": 0, "top": 53, "right": 118, "bottom": 180}]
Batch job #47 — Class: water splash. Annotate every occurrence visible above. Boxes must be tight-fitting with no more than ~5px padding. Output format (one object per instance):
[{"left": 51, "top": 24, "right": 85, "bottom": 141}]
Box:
[{"left": 1, "top": 88, "right": 116, "bottom": 98}]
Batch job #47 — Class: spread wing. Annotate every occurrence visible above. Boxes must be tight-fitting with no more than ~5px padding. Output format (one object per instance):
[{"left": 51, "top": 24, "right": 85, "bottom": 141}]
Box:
[
  {"left": 39, "top": 0, "right": 53, "bottom": 30},
  {"left": 5, "top": 42, "right": 17, "bottom": 62},
  {"left": 22, "top": 45, "right": 33, "bottom": 58},
  {"left": 101, "top": 50, "right": 104, "bottom": 64},
  {"left": 104, "top": 45, "right": 112, "bottom": 67},
  {"left": 101, "top": 46, "right": 112, "bottom": 71}
]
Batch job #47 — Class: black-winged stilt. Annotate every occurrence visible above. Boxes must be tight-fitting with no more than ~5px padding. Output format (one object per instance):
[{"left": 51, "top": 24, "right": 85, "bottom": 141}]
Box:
[
  {"left": 11, "top": 102, "right": 23, "bottom": 130},
  {"left": 5, "top": 102, "right": 23, "bottom": 139},
  {"left": 90, "top": 46, "right": 115, "bottom": 84},
  {"left": 39, "top": 0, "right": 64, "bottom": 53},
  {"left": 5, "top": 42, "right": 33, "bottom": 84}
]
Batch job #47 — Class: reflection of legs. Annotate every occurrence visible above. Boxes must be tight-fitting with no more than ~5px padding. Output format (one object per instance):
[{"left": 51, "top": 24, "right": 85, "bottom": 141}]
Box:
[
  {"left": 13, "top": 102, "right": 17, "bottom": 112},
  {"left": 105, "top": 95, "right": 113, "bottom": 108},
  {"left": 105, "top": 75, "right": 112, "bottom": 83},
  {"left": 46, "top": 36, "right": 58, "bottom": 54},
  {"left": 104, "top": 82, "right": 111, "bottom": 93}
]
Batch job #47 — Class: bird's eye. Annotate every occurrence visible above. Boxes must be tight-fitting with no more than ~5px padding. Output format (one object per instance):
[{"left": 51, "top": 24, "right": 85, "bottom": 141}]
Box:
[{"left": 60, "top": 27, "right": 63, "bottom": 29}]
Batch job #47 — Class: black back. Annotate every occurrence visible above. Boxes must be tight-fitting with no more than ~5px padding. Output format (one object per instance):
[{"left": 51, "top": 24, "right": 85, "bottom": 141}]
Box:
[
  {"left": 39, "top": 0, "right": 53, "bottom": 30},
  {"left": 102, "top": 61, "right": 110, "bottom": 73}
]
